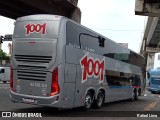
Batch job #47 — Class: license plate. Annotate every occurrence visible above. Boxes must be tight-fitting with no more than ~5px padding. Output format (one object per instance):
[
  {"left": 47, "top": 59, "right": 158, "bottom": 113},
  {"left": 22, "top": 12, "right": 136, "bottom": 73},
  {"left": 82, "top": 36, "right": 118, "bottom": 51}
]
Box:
[{"left": 22, "top": 98, "right": 35, "bottom": 103}]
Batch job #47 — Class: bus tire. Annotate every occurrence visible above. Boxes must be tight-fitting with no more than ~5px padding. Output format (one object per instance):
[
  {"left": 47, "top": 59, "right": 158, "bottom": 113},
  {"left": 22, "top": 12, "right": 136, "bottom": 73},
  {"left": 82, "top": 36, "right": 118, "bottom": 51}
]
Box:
[
  {"left": 151, "top": 91, "right": 156, "bottom": 94},
  {"left": 93, "top": 91, "right": 104, "bottom": 109},
  {"left": 3, "top": 81, "right": 7, "bottom": 83},
  {"left": 84, "top": 92, "right": 93, "bottom": 110},
  {"left": 134, "top": 89, "right": 138, "bottom": 101},
  {"left": 130, "top": 89, "right": 138, "bottom": 101},
  {"left": 129, "top": 91, "right": 135, "bottom": 102}
]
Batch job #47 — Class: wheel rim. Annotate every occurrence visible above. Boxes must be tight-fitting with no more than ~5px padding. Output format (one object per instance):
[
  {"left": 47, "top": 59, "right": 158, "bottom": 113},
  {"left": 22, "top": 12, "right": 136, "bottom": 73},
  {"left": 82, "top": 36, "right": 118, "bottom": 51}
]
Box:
[
  {"left": 85, "top": 95, "right": 92, "bottom": 109},
  {"left": 132, "top": 92, "right": 135, "bottom": 100}
]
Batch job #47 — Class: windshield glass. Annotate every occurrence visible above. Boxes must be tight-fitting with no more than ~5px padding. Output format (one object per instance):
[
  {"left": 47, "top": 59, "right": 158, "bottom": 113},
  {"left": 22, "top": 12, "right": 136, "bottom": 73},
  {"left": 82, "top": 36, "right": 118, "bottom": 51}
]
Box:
[{"left": 151, "top": 78, "right": 160, "bottom": 85}]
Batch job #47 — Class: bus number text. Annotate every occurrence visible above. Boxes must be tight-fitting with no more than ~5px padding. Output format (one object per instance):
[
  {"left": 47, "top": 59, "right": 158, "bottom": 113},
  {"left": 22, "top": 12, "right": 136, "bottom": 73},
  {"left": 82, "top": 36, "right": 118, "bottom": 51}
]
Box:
[
  {"left": 24, "top": 23, "right": 46, "bottom": 36},
  {"left": 80, "top": 55, "right": 105, "bottom": 83}
]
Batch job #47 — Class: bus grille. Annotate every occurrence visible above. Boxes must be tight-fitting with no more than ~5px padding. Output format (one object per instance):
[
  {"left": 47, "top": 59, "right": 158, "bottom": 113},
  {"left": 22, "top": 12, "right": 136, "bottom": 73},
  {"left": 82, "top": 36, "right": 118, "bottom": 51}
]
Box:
[
  {"left": 17, "top": 70, "right": 47, "bottom": 81},
  {"left": 17, "top": 65, "right": 46, "bottom": 70},
  {"left": 15, "top": 55, "right": 52, "bottom": 63}
]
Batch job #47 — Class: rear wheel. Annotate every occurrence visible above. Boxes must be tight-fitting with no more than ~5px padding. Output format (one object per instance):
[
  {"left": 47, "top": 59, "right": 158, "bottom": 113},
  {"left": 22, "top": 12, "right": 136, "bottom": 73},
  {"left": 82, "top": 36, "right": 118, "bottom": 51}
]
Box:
[
  {"left": 84, "top": 92, "right": 93, "bottom": 110},
  {"left": 130, "top": 91, "right": 135, "bottom": 102},
  {"left": 94, "top": 91, "right": 104, "bottom": 109},
  {"left": 134, "top": 89, "right": 138, "bottom": 101}
]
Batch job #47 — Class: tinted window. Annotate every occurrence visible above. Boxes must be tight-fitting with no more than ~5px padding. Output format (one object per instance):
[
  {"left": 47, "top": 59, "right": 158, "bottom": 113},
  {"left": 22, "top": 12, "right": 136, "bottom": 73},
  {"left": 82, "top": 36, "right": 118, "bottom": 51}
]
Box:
[
  {"left": 0, "top": 69, "right": 5, "bottom": 73},
  {"left": 106, "top": 70, "right": 131, "bottom": 86},
  {"left": 66, "top": 21, "right": 145, "bottom": 68}
]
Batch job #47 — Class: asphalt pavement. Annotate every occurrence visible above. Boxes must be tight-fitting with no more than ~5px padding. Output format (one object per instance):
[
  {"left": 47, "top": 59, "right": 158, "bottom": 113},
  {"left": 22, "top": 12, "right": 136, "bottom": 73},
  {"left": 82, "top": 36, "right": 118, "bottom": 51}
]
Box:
[{"left": 0, "top": 82, "right": 160, "bottom": 120}]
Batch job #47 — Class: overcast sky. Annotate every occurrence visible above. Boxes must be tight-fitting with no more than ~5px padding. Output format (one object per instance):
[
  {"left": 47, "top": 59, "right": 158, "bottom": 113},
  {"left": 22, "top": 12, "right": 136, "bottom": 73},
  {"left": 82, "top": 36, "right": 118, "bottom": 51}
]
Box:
[
  {"left": 0, "top": 16, "right": 14, "bottom": 54},
  {"left": 78, "top": 0, "right": 147, "bottom": 53},
  {"left": 0, "top": 0, "right": 160, "bottom": 67}
]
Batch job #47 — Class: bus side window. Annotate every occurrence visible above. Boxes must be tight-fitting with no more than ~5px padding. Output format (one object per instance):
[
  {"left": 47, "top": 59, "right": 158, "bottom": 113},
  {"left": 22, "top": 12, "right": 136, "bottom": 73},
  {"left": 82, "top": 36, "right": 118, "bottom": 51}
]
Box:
[
  {"left": 106, "top": 75, "right": 114, "bottom": 86},
  {"left": 131, "top": 75, "right": 141, "bottom": 86},
  {"left": 0, "top": 69, "right": 5, "bottom": 73}
]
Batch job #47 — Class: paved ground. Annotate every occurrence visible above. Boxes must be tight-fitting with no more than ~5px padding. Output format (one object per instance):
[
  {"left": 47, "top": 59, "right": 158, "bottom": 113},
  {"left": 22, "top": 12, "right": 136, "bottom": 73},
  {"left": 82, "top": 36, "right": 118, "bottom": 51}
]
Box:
[{"left": 0, "top": 82, "right": 160, "bottom": 120}]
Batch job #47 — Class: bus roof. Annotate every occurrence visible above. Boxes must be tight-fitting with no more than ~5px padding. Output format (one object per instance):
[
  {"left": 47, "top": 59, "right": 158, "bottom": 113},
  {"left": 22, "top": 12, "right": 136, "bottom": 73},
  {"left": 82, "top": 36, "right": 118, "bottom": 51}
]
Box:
[
  {"left": 16, "top": 14, "right": 144, "bottom": 58},
  {"left": 16, "top": 14, "right": 63, "bottom": 21}
]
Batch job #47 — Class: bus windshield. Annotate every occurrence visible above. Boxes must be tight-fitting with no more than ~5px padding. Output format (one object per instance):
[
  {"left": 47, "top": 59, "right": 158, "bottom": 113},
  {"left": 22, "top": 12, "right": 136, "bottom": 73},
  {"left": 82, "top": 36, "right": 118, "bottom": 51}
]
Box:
[
  {"left": 150, "top": 77, "right": 160, "bottom": 85},
  {"left": 148, "top": 68, "right": 160, "bottom": 93}
]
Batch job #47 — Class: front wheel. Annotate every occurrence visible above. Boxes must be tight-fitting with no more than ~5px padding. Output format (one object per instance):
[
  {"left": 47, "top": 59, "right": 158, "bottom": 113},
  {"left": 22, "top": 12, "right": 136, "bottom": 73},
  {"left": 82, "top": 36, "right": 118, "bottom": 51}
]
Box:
[
  {"left": 3, "top": 81, "right": 7, "bottom": 83},
  {"left": 151, "top": 91, "right": 156, "bottom": 94},
  {"left": 94, "top": 91, "right": 104, "bottom": 109}
]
